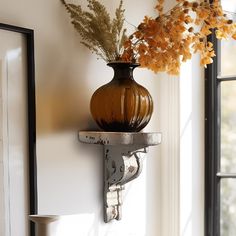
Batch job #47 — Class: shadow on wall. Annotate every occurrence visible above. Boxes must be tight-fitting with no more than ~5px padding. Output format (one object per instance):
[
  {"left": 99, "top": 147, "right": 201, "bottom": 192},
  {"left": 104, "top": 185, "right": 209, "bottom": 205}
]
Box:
[
  {"left": 36, "top": 49, "right": 98, "bottom": 134},
  {"left": 34, "top": 0, "right": 102, "bottom": 135}
]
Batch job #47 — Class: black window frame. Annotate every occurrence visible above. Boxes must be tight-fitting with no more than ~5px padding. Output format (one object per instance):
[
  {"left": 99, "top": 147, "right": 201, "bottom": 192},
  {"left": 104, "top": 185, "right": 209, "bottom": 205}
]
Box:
[
  {"left": 205, "top": 30, "right": 236, "bottom": 236},
  {"left": 0, "top": 23, "right": 37, "bottom": 236},
  {"left": 205, "top": 32, "right": 221, "bottom": 236}
]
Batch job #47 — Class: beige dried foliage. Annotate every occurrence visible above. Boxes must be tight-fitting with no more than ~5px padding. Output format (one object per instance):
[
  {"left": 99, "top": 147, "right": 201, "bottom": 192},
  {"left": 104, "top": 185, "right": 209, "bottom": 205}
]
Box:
[{"left": 61, "top": 0, "right": 127, "bottom": 62}]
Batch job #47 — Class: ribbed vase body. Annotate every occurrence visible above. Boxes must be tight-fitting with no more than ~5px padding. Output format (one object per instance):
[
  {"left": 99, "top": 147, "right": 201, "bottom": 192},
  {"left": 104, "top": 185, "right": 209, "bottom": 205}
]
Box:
[{"left": 90, "top": 62, "right": 153, "bottom": 132}]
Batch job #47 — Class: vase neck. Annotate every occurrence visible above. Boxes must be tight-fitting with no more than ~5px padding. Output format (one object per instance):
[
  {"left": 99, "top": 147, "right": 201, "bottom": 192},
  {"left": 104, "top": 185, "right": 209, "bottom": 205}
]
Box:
[{"left": 108, "top": 62, "right": 139, "bottom": 81}]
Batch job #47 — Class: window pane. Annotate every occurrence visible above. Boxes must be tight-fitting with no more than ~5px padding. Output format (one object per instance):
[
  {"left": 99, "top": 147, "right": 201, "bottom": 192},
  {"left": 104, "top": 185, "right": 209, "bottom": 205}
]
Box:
[
  {"left": 221, "top": 179, "right": 236, "bottom": 236},
  {"left": 219, "top": 1, "right": 236, "bottom": 76},
  {"left": 221, "top": 1, "right": 236, "bottom": 12},
  {"left": 220, "top": 40, "right": 236, "bottom": 77},
  {"left": 221, "top": 82, "right": 236, "bottom": 172}
]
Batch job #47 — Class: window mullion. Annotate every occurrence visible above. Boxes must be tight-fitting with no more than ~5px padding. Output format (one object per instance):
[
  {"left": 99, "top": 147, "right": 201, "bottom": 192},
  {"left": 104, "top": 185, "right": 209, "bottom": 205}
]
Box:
[{"left": 205, "top": 32, "right": 221, "bottom": 236}]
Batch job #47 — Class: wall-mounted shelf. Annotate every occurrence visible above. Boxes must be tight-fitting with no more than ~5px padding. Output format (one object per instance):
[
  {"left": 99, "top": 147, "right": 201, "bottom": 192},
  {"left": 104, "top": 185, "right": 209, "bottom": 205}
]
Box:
[{"left": 78, "top": 131, "right": 161, "bottom": 223}]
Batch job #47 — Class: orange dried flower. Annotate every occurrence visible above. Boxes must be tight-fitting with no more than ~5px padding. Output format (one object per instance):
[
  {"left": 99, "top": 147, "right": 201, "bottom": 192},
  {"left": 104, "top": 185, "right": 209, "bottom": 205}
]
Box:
[
  {"left": 188, "top": 27, "right": 194, "bottom": 32},
  {"left": 232, "top": 33, "right": 236, "bottom": 40},
  {"left": 121, "top": 0, "right": 236, "bottom": 75}
]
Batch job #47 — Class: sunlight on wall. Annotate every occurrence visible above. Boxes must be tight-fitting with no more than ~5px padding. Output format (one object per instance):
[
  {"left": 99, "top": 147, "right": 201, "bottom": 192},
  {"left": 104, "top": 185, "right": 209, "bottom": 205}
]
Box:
[
  {"left": 37, "top": 131, "right": 148, "bottom": 236},
  {"left": 180, "top": 55, "right": 204, "bottom": 236},
  {"left": 180, "top": 59, "right": 193, "bottom": 236},
  {"left": 54, "top": 214, "right": 95, "bottom": 236},
  {"left": 51, "top": 187, "right": 147, "bottom": 236},
  {"left": 47, "top": 174, "right": 147, "bottom": 236}
]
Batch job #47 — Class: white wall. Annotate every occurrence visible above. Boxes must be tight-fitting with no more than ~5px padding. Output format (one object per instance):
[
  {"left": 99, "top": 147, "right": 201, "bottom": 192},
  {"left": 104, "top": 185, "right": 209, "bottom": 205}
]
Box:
[
  {"left": 0, "top": 0, "right": 206, "bottom": 235},
  {"left": 0, "top": 0, "right": 164, "bottom": 235},
  {"left": 180, "top": 55, "right": 205, "bottom": 236}
]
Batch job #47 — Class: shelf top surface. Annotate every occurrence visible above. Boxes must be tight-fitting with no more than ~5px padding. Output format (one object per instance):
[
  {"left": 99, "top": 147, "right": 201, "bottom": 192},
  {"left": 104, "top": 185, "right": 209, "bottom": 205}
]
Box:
[{"left": 78, "top": 131, "right": 162, "bottom": 146}]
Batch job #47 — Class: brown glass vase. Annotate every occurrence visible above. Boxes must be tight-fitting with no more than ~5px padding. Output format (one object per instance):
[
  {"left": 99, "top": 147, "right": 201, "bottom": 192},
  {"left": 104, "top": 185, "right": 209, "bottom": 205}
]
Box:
[{"left": 90, "top": 62, "right": 153, "bottom": 132}]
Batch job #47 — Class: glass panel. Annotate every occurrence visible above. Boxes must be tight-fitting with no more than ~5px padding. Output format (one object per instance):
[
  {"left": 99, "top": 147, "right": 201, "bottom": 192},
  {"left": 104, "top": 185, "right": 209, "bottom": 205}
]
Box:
[
  {"left": 221, "top": 0, "right": 236, "bottom": 12},
  {"left": 221, "top": 81, "right": 236, "bottom": 172},
  {"left": 220, "top": 40, "right": 236, "bottom": 77},
  {"left": 221, "top": 179, "right": 236, "bottom": 236},
  {"left": 219, "top": 1, "right": 236, "bottom": 76}
]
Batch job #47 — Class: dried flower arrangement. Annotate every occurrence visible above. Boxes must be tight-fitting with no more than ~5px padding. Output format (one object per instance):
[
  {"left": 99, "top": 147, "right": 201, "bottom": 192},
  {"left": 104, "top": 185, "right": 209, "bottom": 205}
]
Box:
[
  {"left": 61, "top": 0, "right": 236, "bottom": 75},
  {"left": 60, "top": 0, "right": 127, "bottom": 61}
]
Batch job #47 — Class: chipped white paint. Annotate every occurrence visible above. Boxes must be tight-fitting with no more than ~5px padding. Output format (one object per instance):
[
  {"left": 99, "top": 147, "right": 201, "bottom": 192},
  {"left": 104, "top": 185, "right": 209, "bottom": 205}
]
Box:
[
  {"left": 29, "top": 215, "right": 60, "bottom": 236},
  {"left": 79, "top": 131, "right": 162, "bottom": 146},
  {"left": 78, "top": 132, "right": 162, "bottom": 223}
]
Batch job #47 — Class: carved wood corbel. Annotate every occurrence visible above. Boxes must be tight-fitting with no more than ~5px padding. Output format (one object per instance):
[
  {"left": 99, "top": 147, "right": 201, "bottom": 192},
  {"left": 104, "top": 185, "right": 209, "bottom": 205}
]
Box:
[{"left": 79, "top": 132, "right": 161, "bottom": 222}]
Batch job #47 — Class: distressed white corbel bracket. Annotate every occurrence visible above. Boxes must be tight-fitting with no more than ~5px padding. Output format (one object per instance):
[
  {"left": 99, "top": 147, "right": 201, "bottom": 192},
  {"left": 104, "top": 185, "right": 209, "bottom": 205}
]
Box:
[{"left": 78, "top": 131, "right": 161, "bottom": 223}]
